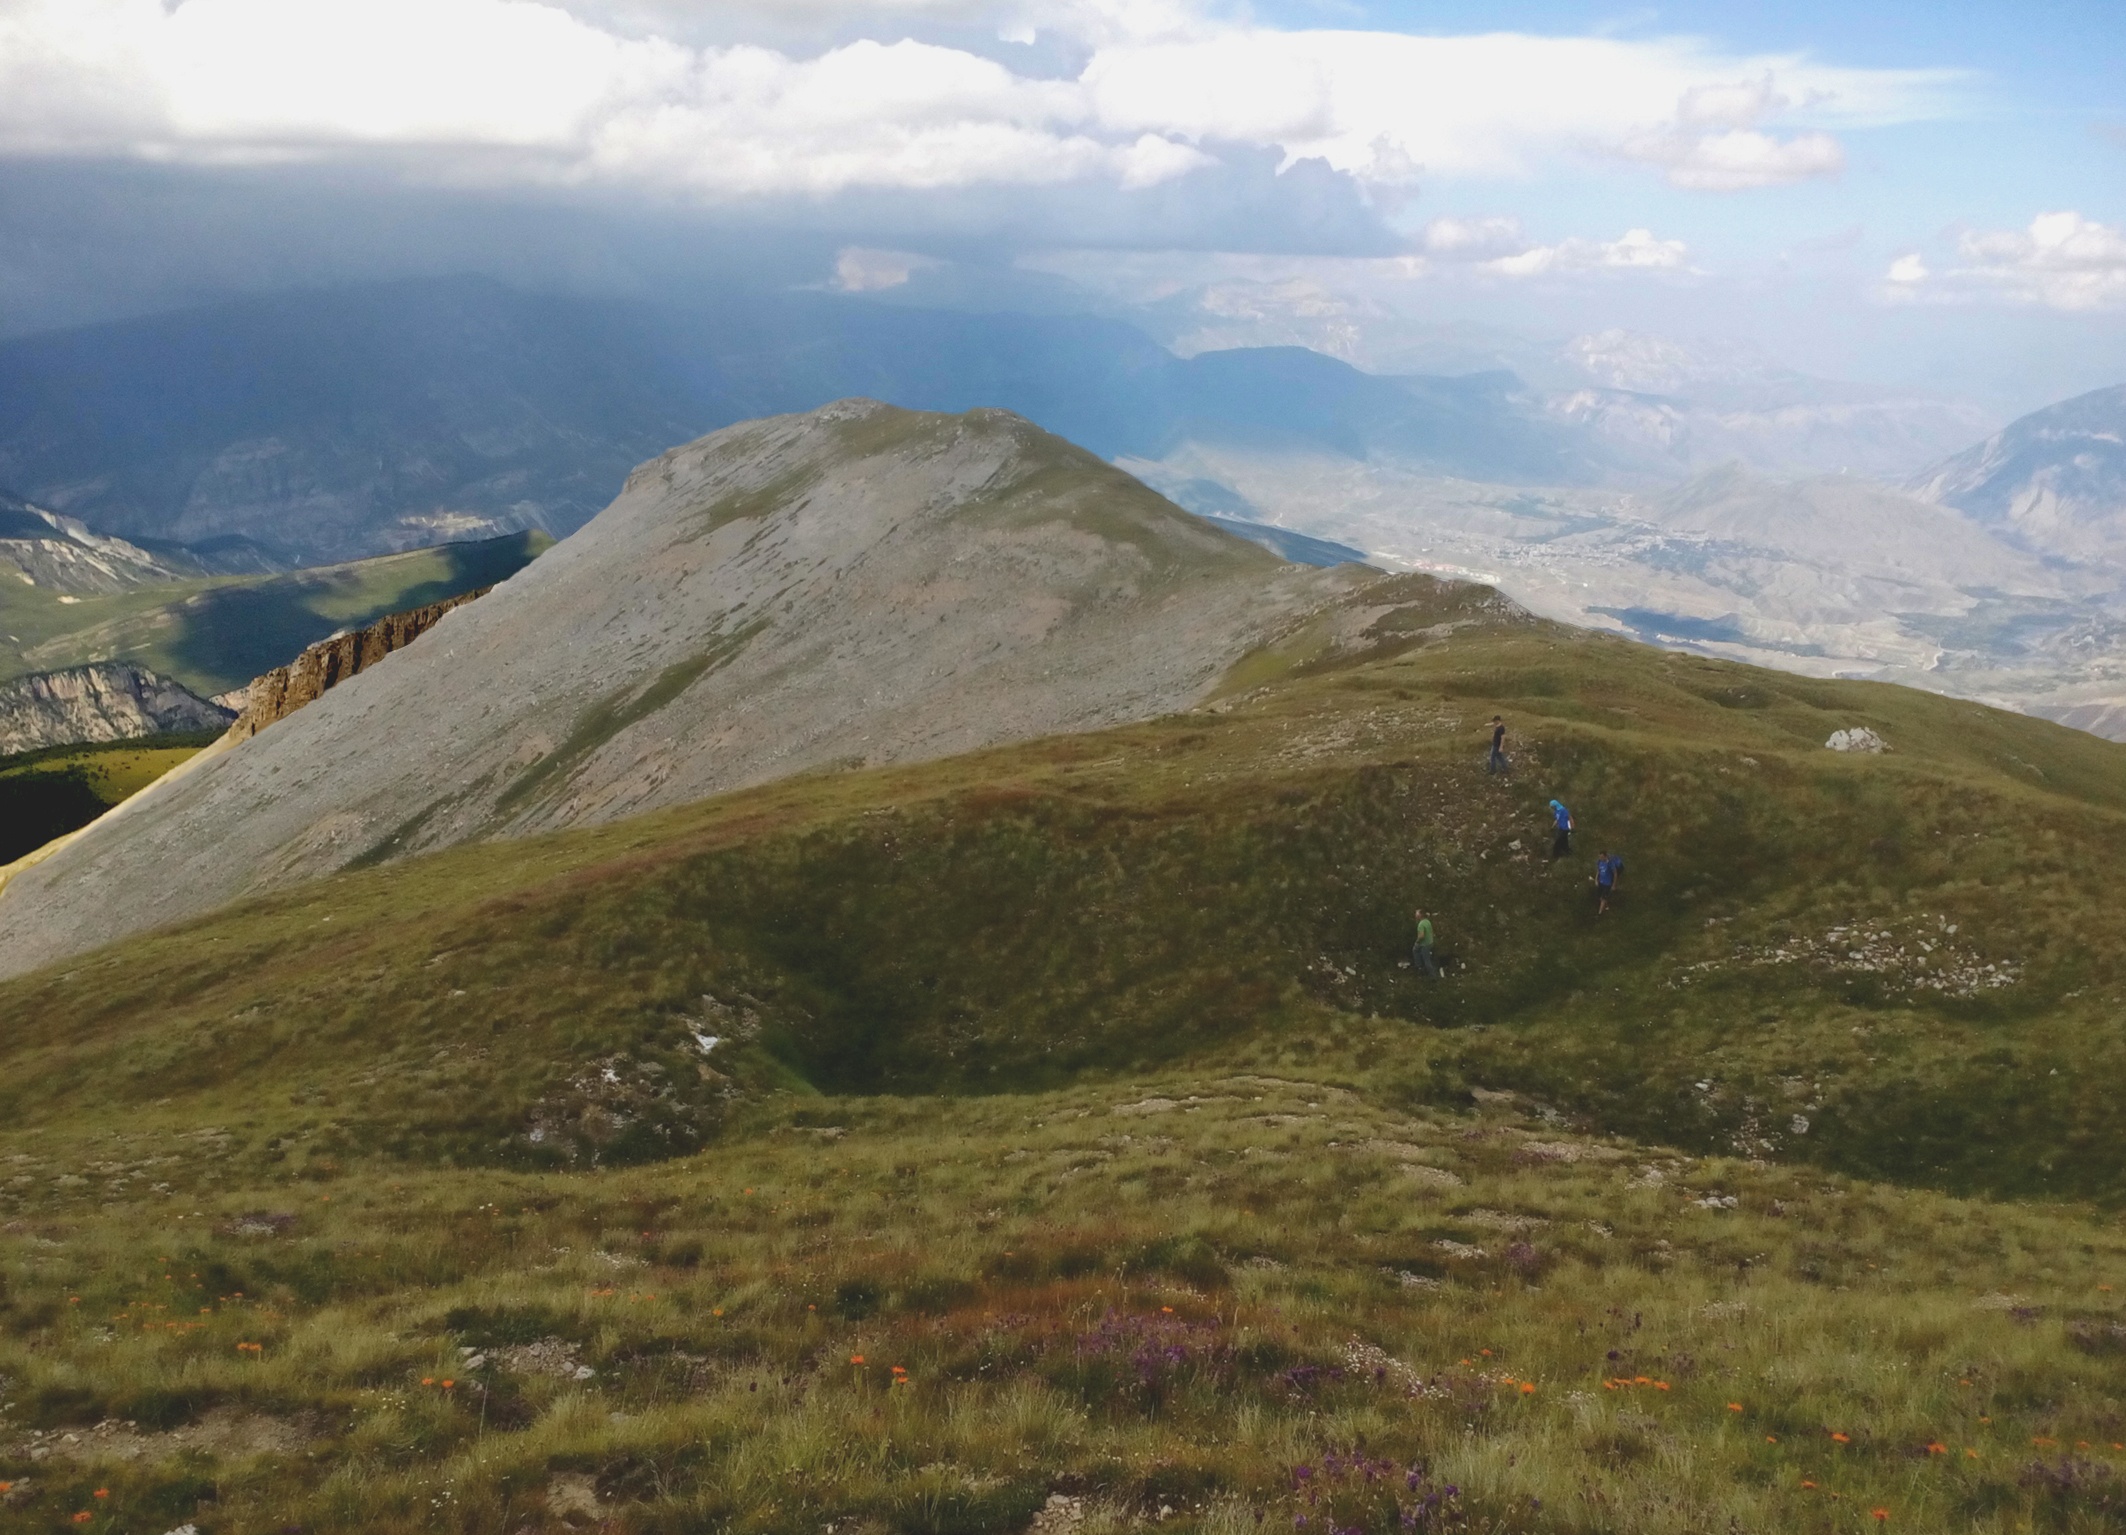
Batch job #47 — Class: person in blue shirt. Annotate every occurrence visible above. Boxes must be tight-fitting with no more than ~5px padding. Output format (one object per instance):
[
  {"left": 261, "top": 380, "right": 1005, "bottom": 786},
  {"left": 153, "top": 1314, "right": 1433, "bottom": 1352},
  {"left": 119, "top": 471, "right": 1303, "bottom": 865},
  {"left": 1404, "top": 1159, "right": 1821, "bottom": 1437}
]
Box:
[
  {"left": 1593, "top": 851, "right": 1624, "bottom": 915},
  {"left": 1548, "top": 799, "right": 1574, "bottom": 859}
]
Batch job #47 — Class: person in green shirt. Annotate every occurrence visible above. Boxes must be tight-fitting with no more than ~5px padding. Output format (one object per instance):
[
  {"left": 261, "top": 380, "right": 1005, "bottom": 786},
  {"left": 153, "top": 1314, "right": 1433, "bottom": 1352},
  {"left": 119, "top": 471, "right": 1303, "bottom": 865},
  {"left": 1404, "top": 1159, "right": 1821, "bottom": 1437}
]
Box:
[{"left": 1412, "top": 909, "right": 1440, "bottom": 979}]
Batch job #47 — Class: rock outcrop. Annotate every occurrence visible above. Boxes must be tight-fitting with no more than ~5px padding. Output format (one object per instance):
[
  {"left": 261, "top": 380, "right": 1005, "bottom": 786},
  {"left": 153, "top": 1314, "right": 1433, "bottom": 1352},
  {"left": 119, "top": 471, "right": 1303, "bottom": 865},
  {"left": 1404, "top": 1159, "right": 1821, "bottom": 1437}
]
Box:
[
  {"left": 0, "top": 401, "right": 1369, "bottom": 977},
  {"left": 229, "top": 589, "right": 489, "bottom": 742},
  {"left": 0, "top": 663, "right": 233, "bottom": 757}
]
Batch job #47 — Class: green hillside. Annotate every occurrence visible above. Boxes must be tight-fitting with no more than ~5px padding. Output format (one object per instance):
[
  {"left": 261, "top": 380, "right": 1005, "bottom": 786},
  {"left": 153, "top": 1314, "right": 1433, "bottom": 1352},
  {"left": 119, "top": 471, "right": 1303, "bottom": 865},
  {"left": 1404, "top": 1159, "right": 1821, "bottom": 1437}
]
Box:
[
  {"left": 0, "top": 531, "right": 549, "bottom": 696},
  {"left": 2, "top": 578, "right": 2124, "bottom": 1532}
]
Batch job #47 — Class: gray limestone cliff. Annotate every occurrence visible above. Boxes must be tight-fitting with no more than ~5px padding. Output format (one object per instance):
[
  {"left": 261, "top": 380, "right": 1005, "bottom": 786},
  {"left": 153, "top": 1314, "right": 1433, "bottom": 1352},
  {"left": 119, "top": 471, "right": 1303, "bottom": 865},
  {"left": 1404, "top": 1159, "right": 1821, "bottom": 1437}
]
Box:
[{"left": 0, "top": 664, "right": 233, "bottom": 756}]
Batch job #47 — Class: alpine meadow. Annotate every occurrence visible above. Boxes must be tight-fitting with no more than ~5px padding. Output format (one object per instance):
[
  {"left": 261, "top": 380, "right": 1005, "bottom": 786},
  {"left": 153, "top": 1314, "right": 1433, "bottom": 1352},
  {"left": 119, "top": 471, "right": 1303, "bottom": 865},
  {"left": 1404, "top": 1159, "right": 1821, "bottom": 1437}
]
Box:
[
  {"left": 2, "top": 409, "right": 2125, "bottom": 1529},
  {"left": 1, "top": 2, "right": 2124, "bottom": 1532}
]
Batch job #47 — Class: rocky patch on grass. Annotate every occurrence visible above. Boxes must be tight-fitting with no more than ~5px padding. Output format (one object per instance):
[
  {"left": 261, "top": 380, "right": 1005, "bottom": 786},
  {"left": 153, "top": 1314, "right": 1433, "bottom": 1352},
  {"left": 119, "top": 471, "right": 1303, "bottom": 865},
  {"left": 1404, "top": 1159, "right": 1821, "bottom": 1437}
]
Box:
[
  {"left": 3, "top": 1408, "right": 311, "bottom": 1465},
  {"left": 523, "top": 1048, "right": 736, "bottom": 1167},
  {"left": 499, "top": 1337, "right": 597, "bottom": 1381},
  {"left": 1677, "top": 916, "right": 2020, "bottom": 997}
]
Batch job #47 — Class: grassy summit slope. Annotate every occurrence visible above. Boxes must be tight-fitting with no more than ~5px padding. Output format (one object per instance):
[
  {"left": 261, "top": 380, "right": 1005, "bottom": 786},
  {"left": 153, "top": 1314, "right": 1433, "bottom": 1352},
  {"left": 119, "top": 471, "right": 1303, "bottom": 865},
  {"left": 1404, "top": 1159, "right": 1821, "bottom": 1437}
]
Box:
[
  {"left": 2, "top": 580, "right": 2126, "bottom": 1532},
  {"left": 3, "top": 576, "right": 2122, "bottom": 1197}
]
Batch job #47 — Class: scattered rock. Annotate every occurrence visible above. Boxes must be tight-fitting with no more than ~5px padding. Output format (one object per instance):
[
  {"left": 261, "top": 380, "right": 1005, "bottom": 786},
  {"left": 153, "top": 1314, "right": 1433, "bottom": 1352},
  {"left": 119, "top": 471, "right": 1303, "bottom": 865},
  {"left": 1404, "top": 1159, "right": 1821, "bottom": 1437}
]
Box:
[
  {"left": 496, "top": 1338, "right": 591, "bottom": 1379},
  {"left": 1030, "top": 1493, "right": 1084, "bottom": 1535},
  {"left": 218, "top": 1211, "right": 298, "bottom": 1237},
  {"left": 1514, "top": 1140, "right": 1626, "bottom": 1166},
  {"left": 1825, "top": 727, "right": 1888, "bottom": 753},
  {"left": 547, "top": 1472, "right": 604, "bottom": 1525}
]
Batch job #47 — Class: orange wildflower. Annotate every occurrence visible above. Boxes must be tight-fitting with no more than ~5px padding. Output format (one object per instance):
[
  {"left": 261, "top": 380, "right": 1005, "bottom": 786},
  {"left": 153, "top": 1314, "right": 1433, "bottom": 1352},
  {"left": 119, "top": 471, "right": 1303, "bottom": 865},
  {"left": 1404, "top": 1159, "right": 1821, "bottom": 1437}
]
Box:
[
  {"left": 1831, "top": 1432, "right": 1851, "bottom": 1444},
  {"left": 72, "top": 1514, "right": 92, "bottom": 1525},
  {"left": 421, "top": 1377, "right": 435, "bottom": 1386},
  {"left": 1728, "top": 1402, "right": 1743, "bottom": 1412},
  {"left": 1966, "top": 1450, "right": 1979, "bottom": 1459},
  {"left": 1766, "top": 1436, "right": 1779, "bottom": 1444},
  {"left": 850, "top": 1354, "right": 865, "bottom": 1364},
  {"left": 1654, "top": 1381, "right": 1671, "bottom": 1391},
  {"left": 92, "top": 1489, "right": 108, "bottom": 1499},
  {"left": 1802, "top": 1480, "right": 1817, "bottom": 1489},
  {"left": 1925, "top": 1442, "right": 1947, "bottom": 1455},
  {"left": 1161, "top": 1306, "right": 1174, "bottom": 1314},
  {"left": 1871, "top": 1509, "right": 1889, "bottom": 1522},
  {"left": 441, "top": 1380, "right": 455, "bottom": 1389}
]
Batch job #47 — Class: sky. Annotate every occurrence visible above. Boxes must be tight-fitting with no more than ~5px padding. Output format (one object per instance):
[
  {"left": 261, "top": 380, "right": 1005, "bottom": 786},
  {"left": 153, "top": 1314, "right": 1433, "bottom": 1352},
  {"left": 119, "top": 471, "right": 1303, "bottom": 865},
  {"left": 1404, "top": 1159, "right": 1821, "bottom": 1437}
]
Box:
[{"left": 0, "top": 0, "right": 2120, "bottom": 412}]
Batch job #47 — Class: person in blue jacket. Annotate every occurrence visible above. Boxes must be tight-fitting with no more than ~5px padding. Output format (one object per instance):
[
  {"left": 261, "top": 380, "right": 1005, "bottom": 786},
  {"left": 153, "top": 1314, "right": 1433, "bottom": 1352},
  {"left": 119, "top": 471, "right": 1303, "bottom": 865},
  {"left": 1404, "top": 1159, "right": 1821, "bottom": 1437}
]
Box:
[
  {"left": 1548, "top": 798, "right": 1574, "bottom": 859},
  {"left": 1593, "top": 850, "right": 1624, "bottom": 914}
]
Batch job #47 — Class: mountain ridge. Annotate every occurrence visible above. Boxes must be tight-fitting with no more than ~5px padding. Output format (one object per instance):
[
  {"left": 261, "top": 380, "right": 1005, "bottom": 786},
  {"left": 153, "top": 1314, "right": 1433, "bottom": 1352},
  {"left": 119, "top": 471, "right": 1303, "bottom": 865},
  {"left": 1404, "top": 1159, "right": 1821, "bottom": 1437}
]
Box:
[
  {"left": 1909, "top": 382, "right": 2126, "bottom": 566},
  {"left": 0, "top": 661, "right": 231, "bottom": 756},
  {"left": 0, "top": 400, "right": 1374, "bottom": 978}
]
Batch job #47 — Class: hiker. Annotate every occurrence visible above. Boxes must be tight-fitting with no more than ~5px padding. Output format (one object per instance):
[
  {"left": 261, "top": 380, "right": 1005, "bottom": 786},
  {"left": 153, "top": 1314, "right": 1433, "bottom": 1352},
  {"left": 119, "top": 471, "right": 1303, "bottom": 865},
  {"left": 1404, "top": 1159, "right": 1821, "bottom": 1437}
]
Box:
[
  {"left": 1412, "top": 908, "right": 1440, "bottom": 979},
  {"left": 1593, "top": 850, "right": 1623, "bottom": 914},
  {"left": 1487, "top": 715, "right": 1508, "bottom": 774},
  {"left": 1548, "top": 799, "right": 1574, "bottom": 859}
]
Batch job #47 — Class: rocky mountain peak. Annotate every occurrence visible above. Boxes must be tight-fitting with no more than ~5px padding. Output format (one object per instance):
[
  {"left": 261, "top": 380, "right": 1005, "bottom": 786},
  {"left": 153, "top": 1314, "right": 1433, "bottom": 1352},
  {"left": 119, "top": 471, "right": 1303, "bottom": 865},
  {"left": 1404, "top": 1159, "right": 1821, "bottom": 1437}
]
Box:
[{"left": 0, "top": 401, "right": 1370, "bottom": 978}]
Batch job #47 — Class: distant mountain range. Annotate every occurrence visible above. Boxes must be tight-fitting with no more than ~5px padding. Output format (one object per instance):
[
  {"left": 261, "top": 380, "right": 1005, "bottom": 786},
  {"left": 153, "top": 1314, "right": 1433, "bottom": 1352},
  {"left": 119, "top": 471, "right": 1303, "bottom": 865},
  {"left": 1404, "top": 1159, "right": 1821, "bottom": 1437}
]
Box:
[
  {"left": 0, "top": 275, "right": 1966, "bottom": 570},
  {"left": 1134, "top": 287, "right": 1998, "bottom": 479},
  {"left": 0, "top": 275, "right": 2120, "bottom": 738},
  {"left": 1909, "top": 384, "right": 2126, "bottom": 567}
]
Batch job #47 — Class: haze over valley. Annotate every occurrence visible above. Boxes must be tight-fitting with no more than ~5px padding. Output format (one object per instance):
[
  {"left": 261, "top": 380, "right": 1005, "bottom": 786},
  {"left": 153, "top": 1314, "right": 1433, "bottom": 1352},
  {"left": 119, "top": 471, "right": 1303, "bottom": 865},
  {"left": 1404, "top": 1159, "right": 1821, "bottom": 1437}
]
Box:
[{"left": 3, "top": 274, "right": 2121, "bottom": 738}]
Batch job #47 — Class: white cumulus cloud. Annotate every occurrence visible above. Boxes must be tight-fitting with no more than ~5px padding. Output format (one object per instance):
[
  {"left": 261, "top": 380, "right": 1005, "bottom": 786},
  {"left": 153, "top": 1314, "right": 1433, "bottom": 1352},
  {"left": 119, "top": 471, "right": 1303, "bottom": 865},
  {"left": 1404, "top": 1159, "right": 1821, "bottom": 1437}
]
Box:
[
  {"left": 1883, "top": 212, "right": 2126, "bottom": 310},
  {"left": 1488, "top": 228, "right": 1691, "bottom": 278},
  {"left": 0, "top": 0, "right": 1963, "bottom": 205},
  {"left": 1614, "top": 72, "right": 1846, "bottom": 189}
]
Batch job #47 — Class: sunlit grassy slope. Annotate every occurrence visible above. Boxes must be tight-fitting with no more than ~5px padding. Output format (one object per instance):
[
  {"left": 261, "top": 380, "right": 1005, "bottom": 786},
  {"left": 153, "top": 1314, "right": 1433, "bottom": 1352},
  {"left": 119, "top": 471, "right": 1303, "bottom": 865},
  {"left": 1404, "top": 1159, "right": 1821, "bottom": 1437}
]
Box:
[
  {"left": 0, "top": 732, "right": 219, "bottom": 862},
  {"left": 3, "top": 576, "right": 2125, "bottom": 1533},
  {"left": 0, "top": 531, "right": 548, "bottom": 695}
]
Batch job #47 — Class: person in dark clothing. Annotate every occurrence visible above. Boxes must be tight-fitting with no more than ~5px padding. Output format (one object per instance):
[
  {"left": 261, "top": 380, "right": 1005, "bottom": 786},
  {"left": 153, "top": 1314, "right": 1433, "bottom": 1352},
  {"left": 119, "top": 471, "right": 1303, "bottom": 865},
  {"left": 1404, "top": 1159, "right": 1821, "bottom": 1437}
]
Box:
[
  {"left": 1412, "top": 909, "right": 1440, "bottom": 979},
  {"left": 1487, "top": 715, "right": 1508, "bottom": 774},
  {"left": 1593, "top": 851, "right": 1623, "bottom": 914},
  {"left": 1548, "top": 799, "right": 1574, "bottom": 859}
]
